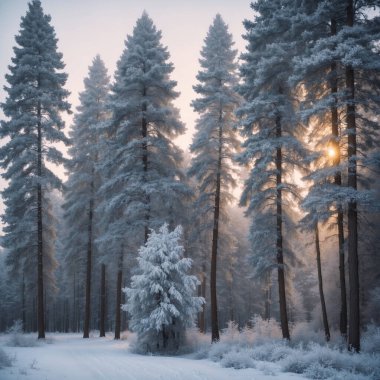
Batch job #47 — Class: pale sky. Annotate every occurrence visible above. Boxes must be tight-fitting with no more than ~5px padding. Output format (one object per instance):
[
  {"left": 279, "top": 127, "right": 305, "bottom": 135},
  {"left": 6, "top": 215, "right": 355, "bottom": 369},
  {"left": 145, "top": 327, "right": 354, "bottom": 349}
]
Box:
[
  {"left": 0, "top": 0, "right": 254, "bottom": 231},
  {"left": 0, "top": 0, "right": 252, "bottom": 150}
]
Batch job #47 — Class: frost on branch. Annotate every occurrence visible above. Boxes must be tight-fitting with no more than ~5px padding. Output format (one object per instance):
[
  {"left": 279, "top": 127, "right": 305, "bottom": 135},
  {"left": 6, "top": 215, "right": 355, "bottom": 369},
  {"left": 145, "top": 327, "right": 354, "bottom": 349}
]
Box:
[{"left": 123, "top": 224, "right": 204, "bottom": 353}]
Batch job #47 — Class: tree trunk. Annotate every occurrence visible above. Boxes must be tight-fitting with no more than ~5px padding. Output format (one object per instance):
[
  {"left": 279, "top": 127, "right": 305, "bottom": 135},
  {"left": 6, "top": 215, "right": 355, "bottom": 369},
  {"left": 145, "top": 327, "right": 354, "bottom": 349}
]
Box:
[
  {"left": 346, "top": 0, "right": 360, "bottom": 353},
  {"left": 275, "top": 113, "right": 290, "bottom": 340},
  {"left": 37, "top": 100, "right": 45, "bottom": 339},
  {"left": 22, "top": 273, "right": 26, "bottom": 332},
  {"left": 198, "top": 268, "right": 206, "bottom": 333},
  {"left": 264, "top": 271, "right": 272, "bottom": 321},
  {"left": 114, "top": 250, "right": 123, "bottom": 340},
  {"left": 330, "top": 17, "right": 348, "bottom": 340},
  {"left": 315, "top": 224, "right": 330, "bottom": 342},
  {"left": 210, "top": 116, "right": 223, "bottom": 343},
  {"left": 83, "top": 192, "right": 94, "bottom": 338},
  {"left": 100, "top": 264, "right": 106, "bottom": 337},
  {"left": 142, "top": 86, "right": 150, "bottom": 243}
]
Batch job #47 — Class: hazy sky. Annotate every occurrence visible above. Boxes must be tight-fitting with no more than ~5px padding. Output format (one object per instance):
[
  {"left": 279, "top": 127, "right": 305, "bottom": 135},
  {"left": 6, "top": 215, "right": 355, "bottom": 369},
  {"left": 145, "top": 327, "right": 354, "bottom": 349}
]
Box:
[{"left": 0, "top": 0, "right": 253, "bottom": 150}]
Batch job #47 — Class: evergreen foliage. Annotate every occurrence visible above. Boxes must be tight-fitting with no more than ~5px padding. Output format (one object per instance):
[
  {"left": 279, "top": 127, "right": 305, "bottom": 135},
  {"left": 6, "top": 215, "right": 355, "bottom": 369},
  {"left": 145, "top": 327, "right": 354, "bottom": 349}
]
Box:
[
  {"left": 0, "top": 0, "right": 70, "bottom": 338},
  {"left": 98, "top": 12, "right": 190, "bottom": 258},
  {"left": 188, "top": 14, "right": 240, "bottom": 342},
  {"left": 123, "top": 224, "right": 204, "bottom": 353}
]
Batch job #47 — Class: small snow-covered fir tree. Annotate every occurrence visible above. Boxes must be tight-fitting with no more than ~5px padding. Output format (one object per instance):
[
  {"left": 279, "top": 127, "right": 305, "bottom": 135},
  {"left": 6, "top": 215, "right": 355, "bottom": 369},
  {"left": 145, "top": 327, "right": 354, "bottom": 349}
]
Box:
[
  {"left": 123, "top": 224, "right": 204, "bottom": 353},
  {"left": 0, "top": 0, "right": 70, "bottom": 339}
]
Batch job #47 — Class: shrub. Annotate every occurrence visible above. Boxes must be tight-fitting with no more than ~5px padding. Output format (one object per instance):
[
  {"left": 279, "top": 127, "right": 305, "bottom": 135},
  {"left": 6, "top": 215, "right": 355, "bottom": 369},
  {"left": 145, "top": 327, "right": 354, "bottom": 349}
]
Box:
[
  {"left": 0, "top": 348, "right": 12, "bottom": 369},
  {"left": 6, "top": 320, "right": 38, "bottom": 347}
]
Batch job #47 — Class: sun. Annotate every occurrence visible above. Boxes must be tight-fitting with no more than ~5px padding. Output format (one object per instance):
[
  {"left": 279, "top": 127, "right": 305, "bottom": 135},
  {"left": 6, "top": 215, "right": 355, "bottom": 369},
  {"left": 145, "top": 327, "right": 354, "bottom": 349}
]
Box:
[{"left": 327, "top": 146, "right": 337, "bottom": 159}]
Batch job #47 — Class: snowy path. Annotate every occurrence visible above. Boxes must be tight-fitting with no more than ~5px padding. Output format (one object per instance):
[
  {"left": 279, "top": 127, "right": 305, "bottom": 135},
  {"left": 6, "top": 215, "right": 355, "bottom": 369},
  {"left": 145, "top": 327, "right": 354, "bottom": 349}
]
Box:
[{"left": 0, "top": 333, "right": 307, "bottom": 380}]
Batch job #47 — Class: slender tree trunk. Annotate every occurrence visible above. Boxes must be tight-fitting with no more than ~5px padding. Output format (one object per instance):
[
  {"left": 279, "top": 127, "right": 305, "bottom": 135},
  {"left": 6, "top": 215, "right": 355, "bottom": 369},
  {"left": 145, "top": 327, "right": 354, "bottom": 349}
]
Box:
[
  {"left": 346, "top": 0, "right": 360, "bottom": 353},
  {"left": 315, "top": 224, "right": 331, "bottom": 342},
  {"left": 142, "top": 86, "right": 150, "bottom": 243},
  {"left": 37, "top": 100, "right": 45, "bottom": 339},
  {"left": 198, "top": 266, "right": 206, "bottom": 333},
  {"left": 22, "top": 273, "right": 26, "bottom": 332},
  {"left": 330, "top": 17, "right": 348, "bottom": 340},
  {"left": 264, "top": 271, "right": 272, "bottom": 321},
  {"left": 83, "top": 192, "right": 94, "bottom": 338},
  {"left": 275, "top": 113, "right": 290, "bottom": 340},
  {"left": 114, "top": 250, "right": 123, "bottom": 340},
  {"left": 210, "top": 116, "right": 223, "bottom": 343},
  {"left": 72, "top": 271, "right": 76, "bottom": 332},
  {"left": 100, "top": 264, "right": 106, "bottom": 337}
]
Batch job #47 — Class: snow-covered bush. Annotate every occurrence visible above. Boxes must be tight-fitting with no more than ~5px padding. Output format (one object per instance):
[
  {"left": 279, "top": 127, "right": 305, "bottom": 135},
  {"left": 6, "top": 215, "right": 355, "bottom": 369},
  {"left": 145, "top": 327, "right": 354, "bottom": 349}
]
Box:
[
  {"left": 196, "top": 319, "right": 380, "bottom": 379},
  {"left": 221, "top": 348, "right": 256, "bottom": 369},
  {"left": 6, "top": 320, "right": 38, "bottom": 347},
  {"left": 362, "top": 324, "right": 380, "bottom": 354},
  {"left": 123, "top": 224, "right": 204, "bottom": 354},
  {"left": 0, "top": 348, "right": 12, "bottom": 369},
  {"left": 250, "top": 315, "right": 282, "bottom": 343},
  {"left": 281, "top": 343, "right": 380, "bottom": 379}
]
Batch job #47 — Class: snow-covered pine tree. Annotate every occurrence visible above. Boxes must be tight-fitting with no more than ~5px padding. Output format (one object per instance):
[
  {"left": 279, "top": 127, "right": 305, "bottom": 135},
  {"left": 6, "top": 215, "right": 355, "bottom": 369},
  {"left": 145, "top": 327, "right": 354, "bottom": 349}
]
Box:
[
  {"left": 99, "top": 12, "right": 188, "bottom": 245},
  {"left": 237, "top": 0, "right": 308, "bottom": 340},
  {"left": 63, "top": 55, "right": 110, "bottom": 338},
  {"left": 290, "top": 0, "right": 350, "bottom": 338},
  {"left": 188, "top": 14, "right": 240, "bottom": 342},
  {"left": 0, "top": 0, "right": 71, "bottom": 339},
  {"left": 292, "top": 0, "right": 380, "bottom": 351},
  {"left": 123, "top": 224, "right": 204, "bottom": 353},
  {"left": 97, "top": 13, "right": 190, "bottom": 337}
]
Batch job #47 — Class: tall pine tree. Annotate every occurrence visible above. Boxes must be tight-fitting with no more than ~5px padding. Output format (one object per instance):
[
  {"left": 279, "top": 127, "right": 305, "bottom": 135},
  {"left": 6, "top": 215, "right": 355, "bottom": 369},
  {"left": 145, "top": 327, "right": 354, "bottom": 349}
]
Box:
[
  {"left": 98, "top": 12, "right": 189, "bottom": 338},
  {"left": 63, "top": 55, "right": 110, "bottom": 338},
  {"left": 0, "top": 0, "right": 70, "bottom": 339},
  {"left": 292, "top": 0, "right": 380, "bottom": 351},
  {"left": 237, "top": 0, "right": 307, "bottom": 340},
  {"left": 188, "top": 14, "right": 240, "bottom": 342}
]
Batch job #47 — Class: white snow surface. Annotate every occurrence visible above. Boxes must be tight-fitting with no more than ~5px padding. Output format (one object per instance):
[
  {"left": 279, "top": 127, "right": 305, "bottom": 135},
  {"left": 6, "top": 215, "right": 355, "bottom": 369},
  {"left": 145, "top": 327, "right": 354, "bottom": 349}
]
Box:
[{"left": 0, "top": 333, "right": 308, "bottom": 380}]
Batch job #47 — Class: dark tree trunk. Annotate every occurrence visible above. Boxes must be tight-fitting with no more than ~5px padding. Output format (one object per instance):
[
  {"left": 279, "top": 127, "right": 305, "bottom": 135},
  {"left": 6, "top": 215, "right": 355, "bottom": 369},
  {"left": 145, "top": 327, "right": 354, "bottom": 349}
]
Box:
[
  {"left": 37, "top": 100, "right": 45, "bottom": 339},
  {"left": 100, "top": 264, "right": 106, "bottom": 337},
  {"left": 315, "top": 225, "right": 331, "bottom": 342},
  {"left": 346, "top": 0, "right": 360, "bottom": 353},
  {"left": 114, "top": 250, "right": 123, "bottom": 340},
  {"left": 210, "top": 117, "right": 223, "bottom": 343},
  {"left": 72, "top": 271, "right": 76, "bottom": 332},
  {"left": 275, "top": 114, "right": 290, "bottom": 340},
  {"left": 142, "top": 87, "right": 150, "bottom": 243},
  {"left": 330, "top": 17, "right": 348, "bottom": 340},
  {"left": 264, "top": 271, "right": 272, "bottom": 321},
  {"left": 83, "top": 193, "right": 94, "bottom": 339},
  {"left": 198, "top": 268, "right": 206, "bottom": 333},
  {"left": 22, "top": 273, "right": 26, "bottom": 332}
]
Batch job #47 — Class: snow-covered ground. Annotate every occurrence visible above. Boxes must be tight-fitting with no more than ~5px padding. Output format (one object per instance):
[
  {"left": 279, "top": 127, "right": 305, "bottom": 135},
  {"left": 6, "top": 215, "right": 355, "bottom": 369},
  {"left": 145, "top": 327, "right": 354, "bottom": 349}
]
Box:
[{"left": 0, "top": 333, "right": 307, "bottom": 380}]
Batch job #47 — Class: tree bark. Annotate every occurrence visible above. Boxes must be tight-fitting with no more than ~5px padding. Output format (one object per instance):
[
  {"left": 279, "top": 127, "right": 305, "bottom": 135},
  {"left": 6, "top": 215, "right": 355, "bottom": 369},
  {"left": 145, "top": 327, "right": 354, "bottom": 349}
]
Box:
[
  {"left": 142, "top": 86, "right": 150, "bottom": 243},
  {"left": 264, "top": 271, "right": 272, "bottom": 321},
  {"left": 83, "top": 191, "right": 94, "bottom": 338},
  {"left": 37, "top": 99, "right": 45, "bottom": 339},
  {"left": 100, "top": 264, "right": 106, "bottom": 337},
  {"left": 210, "top": 115, "right": 223, "bottom": 343},
  {"left": 22, "top": 273, "right": 26, "bottom": 332},
  {"left": 346, "top": 0, "right": 360, "bottom": 353},
  {"left": 330, "top": 17, "right": 348, "bottom": 340},
  {"left": 114, "top": 250, "right": 123, "bottom": 340},
  {"left": 197, "top": 270, "right": 206, "bottom": 333},
  {"left": 275, "top": 113, "right": 290, "bottom": 340},
  {"left": 315, "top": 224, "right": 330, "bottom": 342}
]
